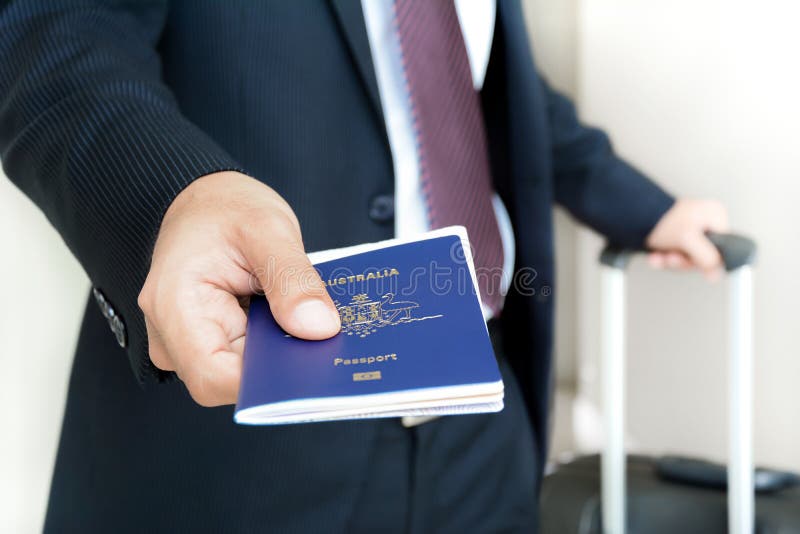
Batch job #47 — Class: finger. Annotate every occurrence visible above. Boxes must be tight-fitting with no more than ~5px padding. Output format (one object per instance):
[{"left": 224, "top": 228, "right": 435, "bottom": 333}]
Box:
[
  {"left": 649, "top": 251, "right": 698, "bottom": 271},
  {"left": 162, "top": 287, "right": 247, "bottom": 407},
  {"left": 180, "top": 344, "right": 241, "bottom": 407},
  {"left": 240, "top": 212, "right": 340, "bottom": 340},
  {"left": 647, "top": 252, "right": 666, "bottom": 269},
  {"left": 663, "top": 251, "right": 693, "bottom": 270},
  {"left": 681, "top": 233, "right": 724, "bottom": 275},
  {"left": 230, "top": 335, "right": 246, "bottom": 356},
  {"left": 144, "top": 316, "right": 175, "bottom": 371}
]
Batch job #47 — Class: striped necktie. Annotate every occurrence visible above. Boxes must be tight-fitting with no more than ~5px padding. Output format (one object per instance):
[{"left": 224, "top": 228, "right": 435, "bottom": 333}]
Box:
[{"left": 393, "top": 0, "right": 505, "bottom": 314}]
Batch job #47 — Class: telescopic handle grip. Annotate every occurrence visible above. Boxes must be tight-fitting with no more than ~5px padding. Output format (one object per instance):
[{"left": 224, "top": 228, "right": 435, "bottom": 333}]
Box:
[{"left": 600, "top": 232, "right": 757, "bottom": 271}]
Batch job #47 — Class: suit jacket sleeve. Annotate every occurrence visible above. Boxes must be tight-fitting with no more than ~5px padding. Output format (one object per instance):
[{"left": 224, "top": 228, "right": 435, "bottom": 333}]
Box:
[
  {"left": 0, "top": 1, "right": 245, "bottom": 384},
  {"left": 544, "top": 79, "right": 675, "bottom": 248}
]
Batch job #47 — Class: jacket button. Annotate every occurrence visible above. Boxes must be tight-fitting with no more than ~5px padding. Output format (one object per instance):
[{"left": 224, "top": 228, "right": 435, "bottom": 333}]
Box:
[
  {"left": 92, "top": 287, "right": 127, "bottom": 348},
  {"left": 369, "top": 194, "right": 394, "bottom": 225}
]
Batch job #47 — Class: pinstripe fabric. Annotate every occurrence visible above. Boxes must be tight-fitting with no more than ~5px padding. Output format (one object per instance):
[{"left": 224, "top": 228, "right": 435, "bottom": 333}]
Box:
[
  {"left": 0, "top": 2, "right": 676, "bottom": 529},
  {"left": 0, "top": 1, "right": 244, "bottom": 383},
  {"left": 394, "top": 0, "right": 504, "bottom": 313}
]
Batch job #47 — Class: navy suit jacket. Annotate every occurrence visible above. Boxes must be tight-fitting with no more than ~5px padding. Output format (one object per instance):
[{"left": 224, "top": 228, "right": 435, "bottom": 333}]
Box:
[{"left": 0, "top": 0, "right": 673, "bottom": 529}]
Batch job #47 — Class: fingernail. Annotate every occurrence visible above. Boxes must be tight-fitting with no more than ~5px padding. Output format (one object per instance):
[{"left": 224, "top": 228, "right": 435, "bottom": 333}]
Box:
[{"left": 292, "top": 299, "right": 341, "bottom": 335}]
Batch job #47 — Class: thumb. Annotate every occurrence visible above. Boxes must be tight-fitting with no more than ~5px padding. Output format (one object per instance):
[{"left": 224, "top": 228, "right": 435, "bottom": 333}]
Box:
[{"left": 241, "top": 212, "right": 341, "bottom": 339}]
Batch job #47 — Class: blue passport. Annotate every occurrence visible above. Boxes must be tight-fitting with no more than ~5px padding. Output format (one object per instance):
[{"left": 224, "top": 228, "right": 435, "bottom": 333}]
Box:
[{"left": 235, "top": 227, "right": 503, "bottom": 425}]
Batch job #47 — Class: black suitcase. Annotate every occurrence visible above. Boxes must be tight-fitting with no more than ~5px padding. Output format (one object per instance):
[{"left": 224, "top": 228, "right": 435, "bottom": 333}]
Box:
[
  {"left": 541, "top": 454, "right": 800, "bottom": 533},
  {"left": 540, "top": 234, "right": 800, "bottom": 533}
]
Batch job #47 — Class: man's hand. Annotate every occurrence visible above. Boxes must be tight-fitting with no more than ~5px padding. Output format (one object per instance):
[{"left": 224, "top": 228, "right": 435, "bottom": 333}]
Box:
[
  {"left": 137, "top": 171, "right": 341, "bottom": 407},
  {"left": 645, "top": 198, "right": 729, "bottom": 280}
]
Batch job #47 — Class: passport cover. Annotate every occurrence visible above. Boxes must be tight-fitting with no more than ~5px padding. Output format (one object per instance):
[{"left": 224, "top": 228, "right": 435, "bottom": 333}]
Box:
[{"left": 235, "top": 227, "right": 503, "bottom": 424}]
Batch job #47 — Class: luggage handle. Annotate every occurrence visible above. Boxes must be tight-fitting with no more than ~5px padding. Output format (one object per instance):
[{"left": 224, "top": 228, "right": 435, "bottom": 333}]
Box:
[
  {"left": 600, "top": 232, "right": 757, "bottom": 271},
  {"left": 597, "top": 232, "right": 757, "bottom": 534}
]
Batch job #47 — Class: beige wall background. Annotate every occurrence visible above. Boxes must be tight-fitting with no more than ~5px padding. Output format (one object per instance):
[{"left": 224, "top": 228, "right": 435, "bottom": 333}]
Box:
[
  {"left": 0, "top": 185, "right": 87, "bottom": 534},
  {"left": 571, "top": 0, "right": 800, "bottom": 472},
  {"left": 1, "top": 1, "right": 797, "bottom": 531}
]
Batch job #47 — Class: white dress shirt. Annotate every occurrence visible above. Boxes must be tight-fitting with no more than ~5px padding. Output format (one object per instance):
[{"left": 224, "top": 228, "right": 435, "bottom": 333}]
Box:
[{"left": 361, "top": 0, "right": 514, "bottom": 319}]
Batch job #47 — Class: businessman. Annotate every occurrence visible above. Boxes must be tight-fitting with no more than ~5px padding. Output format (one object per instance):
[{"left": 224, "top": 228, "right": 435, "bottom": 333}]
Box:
[{"left": 0, "top": 1, "right": 728, "bottom": 532}]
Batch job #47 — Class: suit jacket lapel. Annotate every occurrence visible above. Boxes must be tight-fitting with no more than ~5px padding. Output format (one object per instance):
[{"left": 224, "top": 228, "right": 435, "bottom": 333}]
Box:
[{"left": 328, "top": 0, "right": 384, "bottom": 122}]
